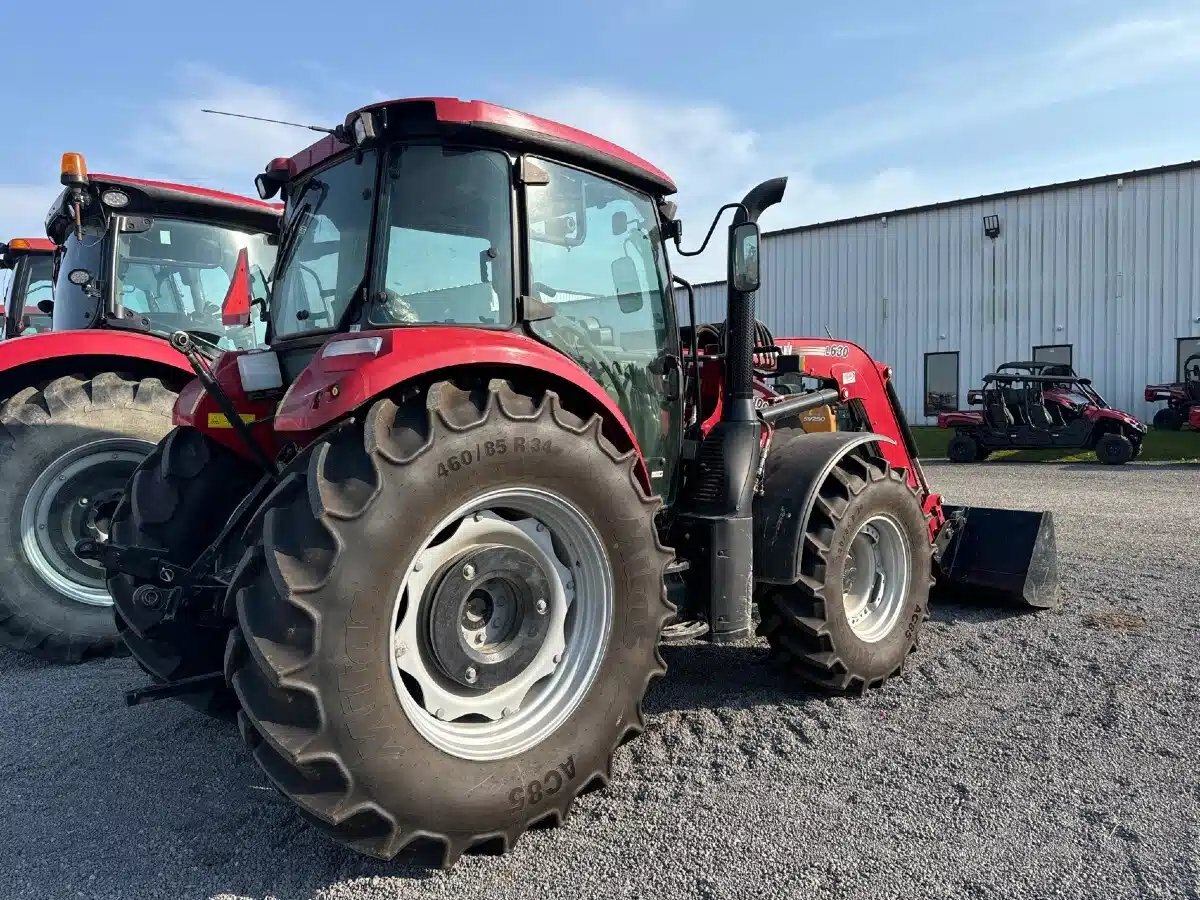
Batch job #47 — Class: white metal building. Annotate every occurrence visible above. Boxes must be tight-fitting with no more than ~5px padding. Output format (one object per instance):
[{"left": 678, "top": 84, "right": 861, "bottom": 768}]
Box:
[{"left": 677, "top": 160, "right": 1200, "bottom": 424}]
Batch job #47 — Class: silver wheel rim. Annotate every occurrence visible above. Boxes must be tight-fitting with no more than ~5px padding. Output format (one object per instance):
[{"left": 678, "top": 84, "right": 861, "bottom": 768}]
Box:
[
  {"left": 841, "top": 513, "right": 910, "bottom": 643},
  {"left": 20, "top": 438, "right": 153, "bottom": 606},
  {"left": 390, "top": 487, "right": 612, "bottom": 761}
]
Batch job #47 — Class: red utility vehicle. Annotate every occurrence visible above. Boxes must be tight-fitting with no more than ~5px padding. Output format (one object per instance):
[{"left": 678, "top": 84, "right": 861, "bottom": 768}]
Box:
[
  {"left": 1145, "top": 354, "right": 1200, "bottom": 430},
  {"left": 0, "top": 154, "right": 279, "bottom": 662},
  {"left": 98, "top": 98, "right": 1057, "bottom": 864},
  {"left": 0, "top": 237, "right": 55, "bottom": 338},
  {"left": 940, "top": 369, "right": 1146, "bottom": 464}
]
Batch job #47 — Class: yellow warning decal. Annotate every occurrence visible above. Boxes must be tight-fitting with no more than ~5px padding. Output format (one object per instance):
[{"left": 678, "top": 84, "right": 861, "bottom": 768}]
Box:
[{"left": 207, "top": 412, "right": 255, "bottom": 429}]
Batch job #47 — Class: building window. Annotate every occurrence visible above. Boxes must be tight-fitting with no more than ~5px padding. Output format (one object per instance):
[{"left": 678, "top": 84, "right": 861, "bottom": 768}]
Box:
[
  {"left": 924, "top": 351, "right": 959, "bottom": 416},
  {"left": 1033, "top": 344, "right": 1073, "bottom": 367},
  {"left": 1177, "top": 337, "right": 1200, "bottom": 381}
]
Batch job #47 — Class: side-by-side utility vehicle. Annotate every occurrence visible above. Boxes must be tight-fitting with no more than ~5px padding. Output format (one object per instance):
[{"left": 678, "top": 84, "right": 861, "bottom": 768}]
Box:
[
  {"left": 1145, "top": 354, "right": 1200, "bottom": 430},
  {"left": 941, "top": 370, "right": 1146, "bottom": 464},
  {"left": 98, "top": 98, "right": 1058, "bottom": 864}
]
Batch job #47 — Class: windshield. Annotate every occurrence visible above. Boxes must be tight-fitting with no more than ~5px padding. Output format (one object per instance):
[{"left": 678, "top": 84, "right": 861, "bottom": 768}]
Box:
[
  {"left": 4, "top": 254, "right": 54, "bottom": 338},
  {"left": 370, "top": 145, "right": 513, "bottom": 327},
  {"left": 114, "top": 218, "right": 274, "bottom": 349},
  {"left": 54, "top": 216, "right": 274, "bottom": 348},
  {"left": 271, "top": 150, "right": 376, "bottom": 339}
]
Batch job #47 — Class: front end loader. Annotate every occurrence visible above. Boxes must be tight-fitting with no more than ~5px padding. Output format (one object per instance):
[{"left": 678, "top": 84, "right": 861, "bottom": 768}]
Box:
[{"left": 99, "top": 96, "right": 1058, "bottom": 864}]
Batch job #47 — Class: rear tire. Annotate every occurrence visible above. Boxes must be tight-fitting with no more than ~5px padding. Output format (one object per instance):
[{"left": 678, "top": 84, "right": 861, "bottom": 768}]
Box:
[
  {"left": 108, "top": 427, "right": 260, "bottom": 714},
  {"left": 0, "top": 373, "right": 175, "bottom": 662},
  {"left": 947, "top": 434, "right": 978, "bottom": 464},
  {"left": 1095, "top": 432, "right": 1133, "bottom": 465},
  {"left": 228, "top": 378, "right": 672, "bottom": 864},
  {"left": 756, "top": 447, "right": 931, "bottom": 693},
  {"left": 1152, "top": 408, "right": 1183, "bottom": 431}
]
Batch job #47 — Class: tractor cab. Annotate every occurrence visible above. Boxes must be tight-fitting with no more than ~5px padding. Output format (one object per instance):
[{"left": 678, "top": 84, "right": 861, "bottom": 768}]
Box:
[
  {"left": 44, "top": 153, "right": 279, "bottom": 353},
  {"left": 0, "top": 237, "right": 55, "bottom": 339},
  {"left": 245, "top": 98, "right": 683, "bottom": 495}
]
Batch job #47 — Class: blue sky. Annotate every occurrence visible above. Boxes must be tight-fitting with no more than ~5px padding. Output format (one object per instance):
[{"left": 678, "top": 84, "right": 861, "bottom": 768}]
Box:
[{"left": 3, "top": 0, "right": 1200, "bottom": 279}]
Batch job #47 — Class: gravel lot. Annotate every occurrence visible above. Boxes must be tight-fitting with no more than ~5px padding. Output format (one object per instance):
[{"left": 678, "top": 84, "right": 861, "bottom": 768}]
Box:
[{"left": 1, "top": 461, "right": 1197, "bottom": 900}]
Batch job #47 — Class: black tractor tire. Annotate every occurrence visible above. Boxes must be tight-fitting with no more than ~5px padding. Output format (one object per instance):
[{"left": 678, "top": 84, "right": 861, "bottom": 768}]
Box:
[
  {"left": 108, "top": 427, "right": 261, "bottom": 714},
  {"left": 756, "top": 447, "right": 931, "bottom": 693},
  {"left": 974, "top": 445, "right": 992, "bottom": 461},
  {"left": 1152, "top": 408, "right": 1184, "bottom": 431},
  {"left": 1095, "top": 432, "right": 1134, "bottom": 465},
  {"left": 227, "top": 378, "right": 672, "bottom": 865},
  {"left": 947, "top": 434, "right": 979, "bottom": 464},
  {"left": 0, "top": 373, "right": 175, "bottom": 662}
]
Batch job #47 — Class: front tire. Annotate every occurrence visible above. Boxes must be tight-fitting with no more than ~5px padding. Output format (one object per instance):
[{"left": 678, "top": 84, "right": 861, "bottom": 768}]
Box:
[
  {"left": 947, "top": 434, "right": 978, "bottom": 464},
  {"left": 1095, "top": 432, "right": 1133, "bottom": 465},
  {"left": 756, "top": 447, "right": 931, "bottom": 693},
  {"left": 0, "top": 374, "right": 175, "bottom": 662},
  {"left": 108, "top": 428, "right": 260, "bottom": 714},
  {"left": 228, "top": 378, "right": 672, "bottom": 864}
]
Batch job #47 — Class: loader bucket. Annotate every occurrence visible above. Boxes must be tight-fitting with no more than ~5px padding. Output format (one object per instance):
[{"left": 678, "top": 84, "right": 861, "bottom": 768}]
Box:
[{"left": 934, "top": 505, "right": 1058, "bottom": 609}]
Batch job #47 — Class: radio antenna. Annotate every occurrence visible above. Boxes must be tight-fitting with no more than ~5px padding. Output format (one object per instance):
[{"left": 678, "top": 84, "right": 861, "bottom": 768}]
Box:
[{"left": 201, "top": 109, "right": 335, "bottom": 134}]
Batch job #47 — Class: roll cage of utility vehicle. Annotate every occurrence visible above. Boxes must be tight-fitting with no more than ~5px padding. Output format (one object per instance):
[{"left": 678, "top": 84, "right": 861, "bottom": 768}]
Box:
[{"left": 99, "top": 97, "right": 1058, "bottom": 865}]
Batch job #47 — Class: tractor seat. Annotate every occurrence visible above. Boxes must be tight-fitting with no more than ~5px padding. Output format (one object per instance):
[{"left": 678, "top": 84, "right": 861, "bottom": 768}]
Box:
[{"left": 1186, "top": 380, "right": 1200, "bottom": 403}]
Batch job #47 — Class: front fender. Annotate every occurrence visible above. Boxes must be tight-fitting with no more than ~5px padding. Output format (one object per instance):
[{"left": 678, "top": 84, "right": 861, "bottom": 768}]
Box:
[
  {"left": 274, "top": 327, "right": 646, "bottom": 478},
  {"left": 0, "top": 329, "right": 191, "bottom": 377},
  {"left": 753, "top": 431, "right": 896, "bottom": 585}
]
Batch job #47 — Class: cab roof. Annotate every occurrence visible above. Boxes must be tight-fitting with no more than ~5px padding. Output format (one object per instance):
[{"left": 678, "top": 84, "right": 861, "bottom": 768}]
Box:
[
  {"left": 45, "top": 174, "right": 282, "bottom": 244},
  {"left": 285, "top": 97, "right": 676, "bottom": 196}
]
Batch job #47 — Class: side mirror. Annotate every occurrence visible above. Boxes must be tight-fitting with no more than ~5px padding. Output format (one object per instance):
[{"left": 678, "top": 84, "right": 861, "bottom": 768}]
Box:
[
  {"left": 611, "top": 256, "right": 644, "bottom": 313},
  {"left": 221, "top": 248, "right": 252, "bottom": 327},
  {"left": 730, "top": 221, "right": 760, "bottom": 293},
  {"left": 37, "top": 299, "right": 54, "bottom": 315}
]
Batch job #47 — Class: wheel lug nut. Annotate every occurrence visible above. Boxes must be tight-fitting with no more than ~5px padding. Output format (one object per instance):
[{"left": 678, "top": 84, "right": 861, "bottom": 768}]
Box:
[
  {"left": 464, "top": 666, "right": 478, "bottom": 684},
  {"left": 553, "top": 653, "right": 561, "bottom": 664},
  {"left": 78, "top": 497, "right": 90, "bottom": 507},
  {"left": 435, "top": 708, "right": 447, "bottom": 720},
  {"left": 463, "top": 563, "right": 476, "bottom": 581},
  {"left": 502, "top": 707, "right": 515, "bottom": 718},
  {"left": 535, "top": 598, "right": 547, "bottom": 615}
]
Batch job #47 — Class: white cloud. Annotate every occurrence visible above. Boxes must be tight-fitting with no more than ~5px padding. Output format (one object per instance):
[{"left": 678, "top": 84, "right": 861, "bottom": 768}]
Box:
[
  {"left": 0, "top": 184, "right": 60, "bottom": 246},
  {"left": 125, "top": 65, "right": 334, "bottom": 195}
]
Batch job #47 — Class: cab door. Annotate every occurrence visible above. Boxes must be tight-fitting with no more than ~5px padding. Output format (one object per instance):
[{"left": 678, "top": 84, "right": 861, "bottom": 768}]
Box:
[{"left": 522, "top": 157, "right": 683, "bottom": 501}]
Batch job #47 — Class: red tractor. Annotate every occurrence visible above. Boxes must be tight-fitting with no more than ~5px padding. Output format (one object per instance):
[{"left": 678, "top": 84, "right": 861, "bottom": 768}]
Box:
[
  {"left": 941, "top": 369, "right": 1146, "bottom": 464},
  {"left": 97, "top": 98, "right": 1057, "bottom": 864},
  {"left": 0, "top": 237, "right": 56, "bottom": 338},
  {"left": 0, "top": 153, "right": 279, "bottom": 662},
  {"left": 1145, "top": 354, "right": 1200, "bottom": 430}
]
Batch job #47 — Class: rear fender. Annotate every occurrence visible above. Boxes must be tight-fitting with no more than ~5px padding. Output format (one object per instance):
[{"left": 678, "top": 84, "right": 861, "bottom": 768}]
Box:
[
  {"left": 0, "top": 329, "right": 193, "bottom": 401},
  {"left": 753, "top": 431, "right": 900, "bottom": 585},
  {"left": 273, "top": 328, "right": 649, "bottom": 488},
  {"left": 0, "top": 329, "right": 191, "bottom": 378}
]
